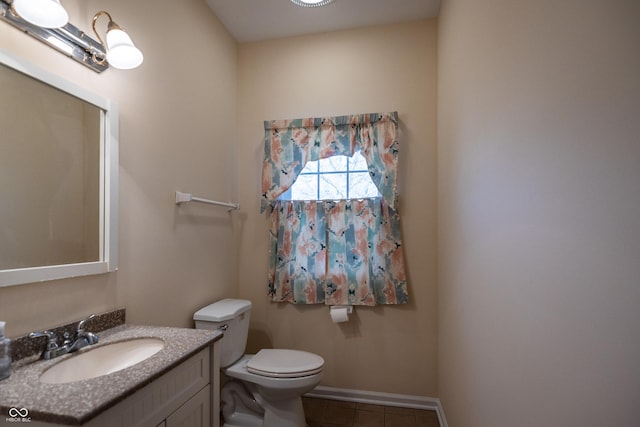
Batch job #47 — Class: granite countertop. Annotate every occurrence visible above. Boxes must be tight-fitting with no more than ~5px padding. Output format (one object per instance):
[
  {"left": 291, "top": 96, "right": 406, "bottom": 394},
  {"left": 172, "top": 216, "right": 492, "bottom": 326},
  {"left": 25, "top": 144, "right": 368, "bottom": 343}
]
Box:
[{"left": 0, "top": 324, "right": 222, "bottom": 425}]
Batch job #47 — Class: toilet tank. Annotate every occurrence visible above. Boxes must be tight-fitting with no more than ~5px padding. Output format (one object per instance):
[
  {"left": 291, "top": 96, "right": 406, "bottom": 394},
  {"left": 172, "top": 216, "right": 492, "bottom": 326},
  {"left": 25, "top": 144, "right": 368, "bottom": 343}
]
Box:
[{"left": 194, "top": 299, "right": 252, "bottom": 368}]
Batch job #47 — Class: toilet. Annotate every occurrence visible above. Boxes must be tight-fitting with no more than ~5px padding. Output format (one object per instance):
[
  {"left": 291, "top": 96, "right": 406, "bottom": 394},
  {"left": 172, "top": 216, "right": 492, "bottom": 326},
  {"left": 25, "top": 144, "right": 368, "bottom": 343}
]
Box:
[{"left": 194, "top": 299, "right": 324, "bottom": 427}]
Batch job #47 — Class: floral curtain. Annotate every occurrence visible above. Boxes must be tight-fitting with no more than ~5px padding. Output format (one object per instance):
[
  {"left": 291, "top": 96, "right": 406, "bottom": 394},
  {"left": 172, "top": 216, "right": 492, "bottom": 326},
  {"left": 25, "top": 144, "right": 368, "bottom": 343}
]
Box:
[{"left": 263, "top": 112, "right": 408, "bottom": 306}]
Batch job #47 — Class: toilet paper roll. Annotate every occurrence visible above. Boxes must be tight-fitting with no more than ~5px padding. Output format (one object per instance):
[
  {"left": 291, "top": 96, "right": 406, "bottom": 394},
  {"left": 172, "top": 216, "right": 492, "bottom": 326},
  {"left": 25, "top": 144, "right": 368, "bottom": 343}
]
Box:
[{"left": 330, "top": 306, "right": 349, "bottom": 323}]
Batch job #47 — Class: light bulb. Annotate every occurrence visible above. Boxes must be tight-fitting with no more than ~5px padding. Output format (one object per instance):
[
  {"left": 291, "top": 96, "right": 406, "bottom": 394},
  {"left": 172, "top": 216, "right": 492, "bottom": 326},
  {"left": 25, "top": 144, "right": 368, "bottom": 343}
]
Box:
[
  {"left": 13, "top": 0, "right": 69, "bottom": 28},
  {"left": 106, "top": 29, "right": 143, "bottom": 69}
]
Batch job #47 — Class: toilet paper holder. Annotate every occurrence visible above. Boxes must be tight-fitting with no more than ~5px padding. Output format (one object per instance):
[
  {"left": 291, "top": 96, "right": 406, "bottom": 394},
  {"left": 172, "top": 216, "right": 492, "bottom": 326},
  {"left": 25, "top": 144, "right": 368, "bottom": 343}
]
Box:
[{"left": 329, "top": 305, "right": 354, "bottom": 323}]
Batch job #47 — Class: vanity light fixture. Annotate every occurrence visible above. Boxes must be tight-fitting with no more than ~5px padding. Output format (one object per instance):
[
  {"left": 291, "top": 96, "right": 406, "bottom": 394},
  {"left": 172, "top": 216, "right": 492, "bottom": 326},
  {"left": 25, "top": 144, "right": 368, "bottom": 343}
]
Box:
[
  {"left": 290, "top": 0, "right": 335, "bottom": 7},
  {"left": 0, "top": 0, "right": 142, "bottom": 72},
  {"left": 11, "top": 0, "right": 68, "bottom": 28},
  {"left": 92, "top": 11, "right": 143, "bottom": 70}
]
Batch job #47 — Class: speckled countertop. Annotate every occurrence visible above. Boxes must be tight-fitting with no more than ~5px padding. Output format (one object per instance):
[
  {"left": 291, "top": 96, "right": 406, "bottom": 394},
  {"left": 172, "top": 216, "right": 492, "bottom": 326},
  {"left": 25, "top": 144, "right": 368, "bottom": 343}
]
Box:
[{"left": 0, "top": 324, "right": 222, "bottom": 425}]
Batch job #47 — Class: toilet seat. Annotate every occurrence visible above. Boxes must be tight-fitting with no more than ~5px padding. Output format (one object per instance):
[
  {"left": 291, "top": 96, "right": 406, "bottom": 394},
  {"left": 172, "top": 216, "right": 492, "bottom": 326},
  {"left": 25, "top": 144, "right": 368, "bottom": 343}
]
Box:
[{"left": 246, "top": 349, "right": 324, "bottom": 378}]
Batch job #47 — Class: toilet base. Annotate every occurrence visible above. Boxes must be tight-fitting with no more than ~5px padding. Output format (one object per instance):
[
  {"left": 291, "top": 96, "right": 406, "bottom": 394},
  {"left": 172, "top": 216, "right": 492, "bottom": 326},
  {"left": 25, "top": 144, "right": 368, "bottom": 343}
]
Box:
[
  {"left": 222, "top": 385, "right": 307, "bottom": 427},
  {"left": 222, "top": 411, "right": 263, "bottom": 427},
  {"left": 258, "top": 395, "right": 306, "bottom": 427},
  {"left": 223, "top": 399, "right": 305, "bottom": 427}
]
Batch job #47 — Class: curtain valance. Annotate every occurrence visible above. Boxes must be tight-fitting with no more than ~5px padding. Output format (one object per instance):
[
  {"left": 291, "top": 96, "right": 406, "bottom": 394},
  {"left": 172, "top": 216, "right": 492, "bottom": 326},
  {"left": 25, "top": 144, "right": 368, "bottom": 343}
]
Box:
[{"left": 260, "top": 111, "right": 399, "bottom": 212}]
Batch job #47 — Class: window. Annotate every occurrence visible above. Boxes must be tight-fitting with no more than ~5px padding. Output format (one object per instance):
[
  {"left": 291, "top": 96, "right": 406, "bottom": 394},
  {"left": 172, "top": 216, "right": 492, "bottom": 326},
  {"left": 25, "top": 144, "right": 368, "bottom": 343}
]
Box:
[{"left": 279, "top": 150, "right": 380, "bottom": 201}]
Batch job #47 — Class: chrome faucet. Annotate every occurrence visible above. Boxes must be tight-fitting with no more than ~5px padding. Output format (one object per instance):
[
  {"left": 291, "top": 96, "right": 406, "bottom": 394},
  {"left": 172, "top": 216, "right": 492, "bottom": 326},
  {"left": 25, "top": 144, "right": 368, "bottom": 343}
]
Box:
[
  {"left": 69, "top": 314, "right": 99, "bottom": 351},
  {"left": 29, "top": 315, "right": 99, "bottom": 360}
]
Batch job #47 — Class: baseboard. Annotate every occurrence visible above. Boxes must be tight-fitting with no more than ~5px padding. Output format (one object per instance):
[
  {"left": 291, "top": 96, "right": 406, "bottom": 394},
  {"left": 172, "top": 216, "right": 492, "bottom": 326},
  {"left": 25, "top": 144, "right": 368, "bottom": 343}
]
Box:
[{"left": 304, "top": 386, "right": 448, "bottom": 427}]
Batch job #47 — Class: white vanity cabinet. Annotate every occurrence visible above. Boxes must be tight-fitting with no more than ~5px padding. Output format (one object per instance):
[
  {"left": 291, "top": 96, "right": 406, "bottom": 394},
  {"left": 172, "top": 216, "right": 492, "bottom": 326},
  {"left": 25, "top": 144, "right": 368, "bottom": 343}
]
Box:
[
  {"left": 28, "top": 341, "right": 220, "bottom": 427},
  {"left": 164, "top": 384, "right": 210, "bottom": 427},
  {"left": 86, "top": 342, "right": 220, "bottom": 427}
]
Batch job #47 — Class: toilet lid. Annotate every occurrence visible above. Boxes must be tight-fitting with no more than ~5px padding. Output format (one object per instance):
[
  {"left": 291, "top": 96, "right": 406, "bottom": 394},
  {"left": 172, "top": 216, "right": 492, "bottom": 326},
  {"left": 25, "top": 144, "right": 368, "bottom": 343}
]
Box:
[{"left": 246, "top": 349, "right": 324, "bottom": 378}]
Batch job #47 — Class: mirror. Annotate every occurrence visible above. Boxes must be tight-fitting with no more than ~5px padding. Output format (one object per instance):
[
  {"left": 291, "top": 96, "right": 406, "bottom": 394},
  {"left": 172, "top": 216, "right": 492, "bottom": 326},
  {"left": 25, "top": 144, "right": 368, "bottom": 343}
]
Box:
[{"left": 0, "top": 48, "right": 118, "bottom": 287}]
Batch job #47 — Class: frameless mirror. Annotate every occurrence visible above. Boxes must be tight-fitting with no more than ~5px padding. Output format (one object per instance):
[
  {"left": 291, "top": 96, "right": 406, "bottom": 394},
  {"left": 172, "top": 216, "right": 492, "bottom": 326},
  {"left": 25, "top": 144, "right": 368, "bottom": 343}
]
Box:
[{"left": 0, "top": 48, "right": 118, "bottom": 287}]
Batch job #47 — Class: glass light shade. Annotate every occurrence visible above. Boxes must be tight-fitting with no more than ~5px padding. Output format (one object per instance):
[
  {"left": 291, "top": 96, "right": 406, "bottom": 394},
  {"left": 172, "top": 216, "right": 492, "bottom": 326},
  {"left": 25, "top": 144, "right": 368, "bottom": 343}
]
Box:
[
  {"left": 106, "top": 29, "right": 143, "bottom": 70},
  {"left": 13, "top": 0, "right": 69, "bottom": 28},
  {"left": 290, "top": 0, "right": 334, "bottom": 7}
]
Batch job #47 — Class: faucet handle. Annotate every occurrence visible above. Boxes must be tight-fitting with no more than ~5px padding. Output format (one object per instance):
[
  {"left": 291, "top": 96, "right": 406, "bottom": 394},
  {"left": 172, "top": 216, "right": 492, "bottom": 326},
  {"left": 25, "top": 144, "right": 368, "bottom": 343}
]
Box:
[
  {"left": 76, "top": 315, "right": 99, "bottom": 346},
  {"left": 28, "top": 330, "right": 59, "bottom": 357},
  {"left": 29, "top": 330, "right": 56, "bottom": 342},
  {"left": 77, "top": 314, "right": 96, "bottom": 332}
]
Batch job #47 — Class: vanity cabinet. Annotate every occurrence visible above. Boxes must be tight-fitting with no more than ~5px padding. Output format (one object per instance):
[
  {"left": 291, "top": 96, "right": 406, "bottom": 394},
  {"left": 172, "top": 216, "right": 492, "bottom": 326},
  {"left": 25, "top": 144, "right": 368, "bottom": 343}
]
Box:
[
  {"left": 28, "top": 341, "right": 220, "bottom": 427},
  {"left": 85, "top": 343, "right": 219, "bottom": 427},
  {"left": 164, "top": 384, "right": 210, "bottom": 427}
]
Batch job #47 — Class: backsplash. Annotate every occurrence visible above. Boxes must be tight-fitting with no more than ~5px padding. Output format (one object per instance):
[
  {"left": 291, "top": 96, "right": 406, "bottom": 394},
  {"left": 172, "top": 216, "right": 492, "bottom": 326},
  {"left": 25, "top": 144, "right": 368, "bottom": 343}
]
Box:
[{"left": 10, "top": 309, "right": 125, "bottom": 362}]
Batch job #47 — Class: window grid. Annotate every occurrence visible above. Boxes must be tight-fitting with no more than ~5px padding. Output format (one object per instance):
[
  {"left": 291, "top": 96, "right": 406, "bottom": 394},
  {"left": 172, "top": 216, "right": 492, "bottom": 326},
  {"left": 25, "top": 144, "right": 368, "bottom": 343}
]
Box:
[
  {"left": 279, "top": 151, "right": 379, "bottom": 201},
  {"left": 299, "top": 156, "right": 366, "bottom": 200}
]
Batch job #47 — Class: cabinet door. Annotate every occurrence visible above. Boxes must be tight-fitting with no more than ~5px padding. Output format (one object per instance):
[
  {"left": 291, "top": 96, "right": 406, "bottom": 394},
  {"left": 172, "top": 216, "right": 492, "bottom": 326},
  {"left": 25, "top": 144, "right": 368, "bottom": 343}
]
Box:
[{"left": 166, "top": 385, "right": 211, "bottom": 427}]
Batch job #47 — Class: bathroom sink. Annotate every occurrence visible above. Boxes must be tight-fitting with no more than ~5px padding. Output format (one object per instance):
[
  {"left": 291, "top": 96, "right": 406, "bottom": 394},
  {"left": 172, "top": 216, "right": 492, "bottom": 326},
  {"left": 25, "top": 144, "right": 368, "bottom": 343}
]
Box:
[{"left": 39, "top": 338, "right": 165, "bottom": 384}]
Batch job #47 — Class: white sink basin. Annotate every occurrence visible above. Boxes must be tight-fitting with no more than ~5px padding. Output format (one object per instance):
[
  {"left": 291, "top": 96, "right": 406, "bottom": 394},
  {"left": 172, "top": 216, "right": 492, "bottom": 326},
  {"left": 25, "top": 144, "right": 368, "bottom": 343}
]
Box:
[{"left": 39, "top": 338, "right": 165, "bottom": 384}]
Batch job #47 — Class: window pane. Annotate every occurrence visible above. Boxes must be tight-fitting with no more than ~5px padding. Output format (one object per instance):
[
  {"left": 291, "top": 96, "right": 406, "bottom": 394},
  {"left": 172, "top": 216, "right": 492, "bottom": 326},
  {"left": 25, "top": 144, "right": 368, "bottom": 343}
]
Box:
[
  {"left": 350, "top": 172, "right": 380, "bottom": 198},
  {"left": 319, "top": 155, "right": 347, "bottom": 172},
  {"left": 300, "top": 160, "right": 317, "bottom": 174},
  {"left": 349, "top": 151, "right": 369, "bottom": 171},
  {"left": 280, "top": 154, "right": 381, "bottom": 202},
  {"left": 320, "top": 173, "right": 347, "bottom": 199},
  {"left": 291, "top": 174, "right": 318, "bottom": 200}
]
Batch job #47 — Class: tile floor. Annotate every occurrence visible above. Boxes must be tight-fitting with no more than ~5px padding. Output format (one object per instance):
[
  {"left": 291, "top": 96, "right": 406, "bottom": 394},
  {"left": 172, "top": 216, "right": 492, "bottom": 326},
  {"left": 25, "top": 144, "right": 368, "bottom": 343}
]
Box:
[{"left": 303, "top": 397, "right": 441, "bottom": 427}]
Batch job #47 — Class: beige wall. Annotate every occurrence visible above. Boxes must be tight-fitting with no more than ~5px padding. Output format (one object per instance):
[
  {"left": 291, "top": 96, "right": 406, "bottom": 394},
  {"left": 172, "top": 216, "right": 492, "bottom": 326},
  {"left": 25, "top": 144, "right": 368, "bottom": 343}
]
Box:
[
  {"left": 236, "top": 20, "right": 438, "bottom": 396},
  {"left": 0, "top": 0, "right": 238, "bottom": 337},
  {"left": 438, "top": 0, "right": 640, "bottom": 425}
]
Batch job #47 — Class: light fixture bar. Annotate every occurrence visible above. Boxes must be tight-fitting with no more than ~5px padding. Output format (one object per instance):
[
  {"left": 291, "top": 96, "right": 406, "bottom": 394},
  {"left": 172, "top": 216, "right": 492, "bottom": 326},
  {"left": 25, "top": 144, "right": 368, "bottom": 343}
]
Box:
[{"left": 0, "top": 0, "right": 108, "bottom": 73}]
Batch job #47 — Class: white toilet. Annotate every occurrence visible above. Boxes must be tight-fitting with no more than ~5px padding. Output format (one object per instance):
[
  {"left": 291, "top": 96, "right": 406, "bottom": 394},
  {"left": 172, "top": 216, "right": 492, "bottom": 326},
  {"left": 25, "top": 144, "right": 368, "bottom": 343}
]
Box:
[{"left": 194, "top": 299, "right": 324, "bottom": 427}]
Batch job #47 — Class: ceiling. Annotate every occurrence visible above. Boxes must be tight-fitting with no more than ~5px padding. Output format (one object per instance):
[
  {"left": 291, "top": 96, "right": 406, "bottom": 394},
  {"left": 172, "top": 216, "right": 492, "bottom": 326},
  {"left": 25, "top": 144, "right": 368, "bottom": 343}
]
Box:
[{"left": 205, "top": 0, "right": 441, "bottom": 43}]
